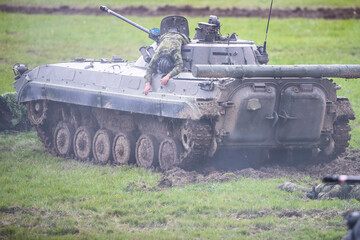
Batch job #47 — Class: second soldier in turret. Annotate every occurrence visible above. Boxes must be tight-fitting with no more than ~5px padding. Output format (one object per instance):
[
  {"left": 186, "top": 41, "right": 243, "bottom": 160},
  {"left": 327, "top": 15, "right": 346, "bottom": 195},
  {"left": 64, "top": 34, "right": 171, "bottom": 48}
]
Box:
[{"left": 143, "top": 29, "right": 190, "bottom": 95}]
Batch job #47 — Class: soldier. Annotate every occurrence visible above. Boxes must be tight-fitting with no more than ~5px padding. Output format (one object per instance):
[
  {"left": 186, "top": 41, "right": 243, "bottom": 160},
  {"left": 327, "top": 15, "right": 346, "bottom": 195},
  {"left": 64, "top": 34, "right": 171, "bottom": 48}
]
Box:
[{"left": 143, "top": 29, "right": 190, "bottom": 95}]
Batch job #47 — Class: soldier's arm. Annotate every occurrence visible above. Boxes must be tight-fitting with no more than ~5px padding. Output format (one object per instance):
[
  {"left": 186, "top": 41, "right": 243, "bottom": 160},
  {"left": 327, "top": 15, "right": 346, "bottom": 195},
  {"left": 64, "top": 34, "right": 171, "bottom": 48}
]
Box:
[
  {"left": 144, "top": 70, "right": 154, "bottom": 83},
  {"left": 144, "top": 55, "right": 159, "bottom": 83}
]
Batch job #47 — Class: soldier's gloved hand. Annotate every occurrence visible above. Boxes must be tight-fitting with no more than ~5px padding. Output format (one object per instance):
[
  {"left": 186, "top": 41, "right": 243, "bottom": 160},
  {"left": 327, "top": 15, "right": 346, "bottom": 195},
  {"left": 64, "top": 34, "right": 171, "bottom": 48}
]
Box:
[
  {"left": 161, "top": 74, "right": 171, "bottom": 85},
  {"left": 143, "top": 82, "right": 152, "bottom": 95}
]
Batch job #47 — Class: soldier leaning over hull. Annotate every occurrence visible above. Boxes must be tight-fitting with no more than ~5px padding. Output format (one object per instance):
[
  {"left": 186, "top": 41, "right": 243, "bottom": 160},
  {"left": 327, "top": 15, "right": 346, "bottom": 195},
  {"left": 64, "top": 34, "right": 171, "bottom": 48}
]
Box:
[{"left": 143, "top": 30, "right": 190, "bottom": 95}]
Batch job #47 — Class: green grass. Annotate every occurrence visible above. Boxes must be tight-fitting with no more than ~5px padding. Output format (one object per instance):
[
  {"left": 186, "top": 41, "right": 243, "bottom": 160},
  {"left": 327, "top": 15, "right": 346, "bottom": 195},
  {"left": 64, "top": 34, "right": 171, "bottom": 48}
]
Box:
[
  {"left": 1, "top": 12, "right": 360, "bottom": 147},
  {"left": 0, "top": 131, "right": 358, "bottom": 239},
  {"left": 1, "top": 0, "right": 360, "bottom": 9}
]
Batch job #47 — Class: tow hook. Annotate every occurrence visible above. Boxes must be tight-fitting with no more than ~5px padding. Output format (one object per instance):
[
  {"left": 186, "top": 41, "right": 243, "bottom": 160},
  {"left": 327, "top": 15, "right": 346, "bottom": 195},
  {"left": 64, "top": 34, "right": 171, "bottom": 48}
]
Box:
[{"left": 199, "top": 79, "right": 215, "bottom": 91}]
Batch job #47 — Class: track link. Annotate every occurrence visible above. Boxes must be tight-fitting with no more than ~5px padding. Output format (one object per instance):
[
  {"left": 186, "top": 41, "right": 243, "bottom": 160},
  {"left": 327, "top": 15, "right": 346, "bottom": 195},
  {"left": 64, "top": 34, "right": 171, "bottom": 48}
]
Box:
[
  {"left": 333, "top": 119, "right": 351, "bottom": 157},
  {"left": 34, "top": 123, "right": 56, "bottom": 155},
  {"left": 331, "top": 98, "right": 354, "bottom": 158}
]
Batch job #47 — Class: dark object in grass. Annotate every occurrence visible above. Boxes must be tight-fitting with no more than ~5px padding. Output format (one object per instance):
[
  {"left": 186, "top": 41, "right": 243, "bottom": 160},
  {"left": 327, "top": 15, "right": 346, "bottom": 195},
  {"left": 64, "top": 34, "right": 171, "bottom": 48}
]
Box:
[
  {"left": 322, "top": 175, "right": 360, "bottom": 240},
  {"left": 345, "top": 211, "right": 360, "bottom": 240},
  {"left": 323, "top": 175, "right": 360, "bottom": 184},
  {"left": 0, "top": 92, "right": 30, "bottom": 131}
]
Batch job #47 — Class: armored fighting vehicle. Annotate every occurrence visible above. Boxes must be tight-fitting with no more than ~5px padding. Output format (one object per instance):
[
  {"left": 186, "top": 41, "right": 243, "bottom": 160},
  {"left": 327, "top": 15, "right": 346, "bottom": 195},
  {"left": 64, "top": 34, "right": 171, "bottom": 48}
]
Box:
[{"left": 13, "top": 6, "right": 360, "bottom": 170}]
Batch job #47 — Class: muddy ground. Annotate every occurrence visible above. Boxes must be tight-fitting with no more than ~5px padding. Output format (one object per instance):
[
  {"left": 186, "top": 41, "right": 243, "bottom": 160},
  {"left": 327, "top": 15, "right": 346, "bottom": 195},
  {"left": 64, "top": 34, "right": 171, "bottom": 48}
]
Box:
[
  {"left": 0, "top": 4, "right": 359, "bottom": 19},
  {"left": 159, "top": 149, "right": 360, "bottom": 188}
]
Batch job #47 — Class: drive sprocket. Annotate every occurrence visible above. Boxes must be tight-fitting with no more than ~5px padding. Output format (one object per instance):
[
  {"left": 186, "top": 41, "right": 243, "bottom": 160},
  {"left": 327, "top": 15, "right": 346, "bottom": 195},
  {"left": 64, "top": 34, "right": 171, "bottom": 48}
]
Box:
[
  {"left": 27, "top": 100, "right": 48, "bottom": 125},
  {"left": 179, "top": 120, "right": 212, "bottom": 168}
]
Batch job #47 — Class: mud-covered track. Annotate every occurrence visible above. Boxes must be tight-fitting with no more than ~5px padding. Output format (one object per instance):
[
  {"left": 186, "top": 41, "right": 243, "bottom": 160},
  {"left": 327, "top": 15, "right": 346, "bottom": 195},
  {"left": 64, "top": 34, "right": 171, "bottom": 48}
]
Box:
[
  {"left": 29, "top": 101, "right": 213, "bottom": 170},
  {"left": 1, "top": 4, "right": 359, "bottom": 19}
]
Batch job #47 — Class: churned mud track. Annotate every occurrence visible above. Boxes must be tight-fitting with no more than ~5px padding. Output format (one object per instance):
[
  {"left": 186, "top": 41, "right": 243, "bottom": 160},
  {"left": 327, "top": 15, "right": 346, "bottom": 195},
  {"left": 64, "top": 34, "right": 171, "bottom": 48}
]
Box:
[
  {"left": 0, "top": 4, "right": 359, "bottom": 19},
  {"left": 159, "top": 149, "right": 360, "bottom": 187}
]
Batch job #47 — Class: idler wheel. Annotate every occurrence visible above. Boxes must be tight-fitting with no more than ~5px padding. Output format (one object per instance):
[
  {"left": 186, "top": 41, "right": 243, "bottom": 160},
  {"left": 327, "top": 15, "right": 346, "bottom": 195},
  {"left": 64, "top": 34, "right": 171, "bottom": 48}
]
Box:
[
  {"left": 159, "top": 138, "right": 182, "bottom": 170},
  {"left": 112, "top": 132, "right": 135, "bottom": 165},
  {"left": 93, "top": 129, "right": 113, "bottom": 165},
  {"left": 27, "top": 100, "right": 48, "bottom": 125},
  {"left": 53, "top": 121, "right": 74, "bottom": 157},
  {"left": 135, "top": 134, "right": 159, "bottom": 168},
  {"left": 73, "top": 126, "right": 94, "bottom": 161}
]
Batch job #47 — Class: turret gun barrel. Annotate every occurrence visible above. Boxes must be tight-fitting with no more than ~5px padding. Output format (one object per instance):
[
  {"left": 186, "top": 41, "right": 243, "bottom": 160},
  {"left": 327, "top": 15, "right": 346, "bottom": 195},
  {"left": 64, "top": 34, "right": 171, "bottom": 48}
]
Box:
[
  {"left": 192, "top": 64, "right": 360, "bottom": 79},
  {"left": 100, "top": 5, "right": 150, "bottom": 34}
]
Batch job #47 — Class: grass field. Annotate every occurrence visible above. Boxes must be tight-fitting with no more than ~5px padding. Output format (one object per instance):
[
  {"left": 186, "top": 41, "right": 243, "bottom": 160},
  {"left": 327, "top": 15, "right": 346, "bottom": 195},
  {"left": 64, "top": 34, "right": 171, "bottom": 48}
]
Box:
[
  {"left": 0, "top": 131, "right": 359, "bottom": 239},
  {"left": 1, "top": 7, "right": 360, "bottom": 239},
  {"left": 1, "top": 0, "right": 360, "bottom": 9}
]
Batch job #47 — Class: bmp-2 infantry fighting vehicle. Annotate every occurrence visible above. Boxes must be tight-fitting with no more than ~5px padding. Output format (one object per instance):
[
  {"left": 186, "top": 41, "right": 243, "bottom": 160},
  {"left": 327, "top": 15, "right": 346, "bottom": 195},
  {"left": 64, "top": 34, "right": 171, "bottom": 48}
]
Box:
[{"left": 13, "top": 6, "right": 360, "bottom": 170}]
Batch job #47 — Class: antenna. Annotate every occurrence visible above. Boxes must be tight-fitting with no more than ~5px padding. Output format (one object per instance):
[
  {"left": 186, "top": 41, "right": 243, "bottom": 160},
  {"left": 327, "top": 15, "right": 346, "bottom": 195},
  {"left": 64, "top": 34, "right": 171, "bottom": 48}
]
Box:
[{"left": 263, "top": 0, "right": 274, "bottom": 54}]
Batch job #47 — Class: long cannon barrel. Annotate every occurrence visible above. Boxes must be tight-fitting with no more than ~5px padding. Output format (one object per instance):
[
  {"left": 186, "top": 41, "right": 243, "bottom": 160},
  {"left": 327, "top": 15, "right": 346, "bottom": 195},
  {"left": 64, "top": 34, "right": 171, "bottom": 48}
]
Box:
[
  {"left": 323, "top": 175, "right": 360, "bottom": 184},
  {"left": 192, "top": 64, "right": 360, "bottom": 79},
  {"left": 100, "top": 5, "right": 150, "bottom": 34}
]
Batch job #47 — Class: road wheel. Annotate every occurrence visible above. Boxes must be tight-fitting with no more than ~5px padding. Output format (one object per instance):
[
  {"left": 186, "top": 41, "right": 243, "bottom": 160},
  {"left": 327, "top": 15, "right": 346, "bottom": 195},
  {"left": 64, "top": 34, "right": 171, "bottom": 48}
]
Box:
[
  {"left": 53, "top": 121, "right": 74, "bottom": 157},
  {"left": 135, "top": 134, "right": 159, "bottom": 168},
  {"left": 112, "top": 132, "right": 134, "bottom": 165},
  {"left": 27, "top": 100, "right": 47, "bottom": 125},
  {"left": 93, "top": 129, "right": 113, "bottom": 165},
  {"left": 73, "top": 126, "right": 94, "bottom": 161},
  {"left": 159, "top": 138, "right": 182, "bottom": 170}
]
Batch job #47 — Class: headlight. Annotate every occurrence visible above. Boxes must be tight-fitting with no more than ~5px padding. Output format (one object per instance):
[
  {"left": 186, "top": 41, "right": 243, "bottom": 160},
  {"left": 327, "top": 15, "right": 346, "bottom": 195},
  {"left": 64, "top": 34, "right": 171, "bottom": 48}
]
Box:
[{"left": 13, "top": 63, "right": 28, "bottom": 80}]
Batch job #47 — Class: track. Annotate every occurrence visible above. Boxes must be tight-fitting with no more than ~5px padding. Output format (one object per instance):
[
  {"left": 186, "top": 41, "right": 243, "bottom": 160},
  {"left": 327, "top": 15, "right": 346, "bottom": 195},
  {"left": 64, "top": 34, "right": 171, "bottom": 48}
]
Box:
[
  {"left": 179, "top": 120, "right": 213, "bottom": 169},
  {"left": 332, "top": 98, "right": 356, "bottom": 158},
  {"left": 29, "top": 101, "right": 214, "bottom": 170}
]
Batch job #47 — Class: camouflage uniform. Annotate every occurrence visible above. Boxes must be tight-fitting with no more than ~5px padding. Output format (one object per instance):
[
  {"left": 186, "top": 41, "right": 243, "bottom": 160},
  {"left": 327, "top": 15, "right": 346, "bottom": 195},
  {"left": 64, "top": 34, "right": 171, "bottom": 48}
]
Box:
[{"left": 144, "top": 32, "right": 190, "bottom": 83}]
